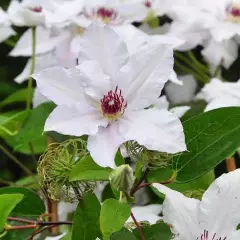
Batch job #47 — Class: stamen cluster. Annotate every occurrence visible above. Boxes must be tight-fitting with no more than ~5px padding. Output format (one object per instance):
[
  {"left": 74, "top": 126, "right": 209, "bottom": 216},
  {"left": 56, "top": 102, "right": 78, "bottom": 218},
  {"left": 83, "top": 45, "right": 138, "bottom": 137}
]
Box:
[{"left": 196, "top": 230, "right": 227, "bottom": 240}]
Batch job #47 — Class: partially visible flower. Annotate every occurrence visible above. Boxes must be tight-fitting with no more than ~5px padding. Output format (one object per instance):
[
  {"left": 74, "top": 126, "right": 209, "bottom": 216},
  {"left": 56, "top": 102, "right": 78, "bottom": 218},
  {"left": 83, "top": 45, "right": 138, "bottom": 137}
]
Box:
[
  {"left": 165, "top": 75, "right": 198, "bottom": 104},
  {"left": 197, "top": 78, "right": 240, "bottom": 111},
  {"left": 9, "top": 26, "right": 64, "bottom": 56},
  {"left": 33, "top": 22, "right": 186, "bottom": 168},
  {"left": 7, "top": 0, "right": 58, "bottom": 27},
  {"left": 127, "top": 204, "right": 162, "bottom": 224},
  {"left": 0, "top": 7, "right": 15, "bottom": 43},
  {"left": 153, "top": 169, "right": 240, "bottom": 240}
]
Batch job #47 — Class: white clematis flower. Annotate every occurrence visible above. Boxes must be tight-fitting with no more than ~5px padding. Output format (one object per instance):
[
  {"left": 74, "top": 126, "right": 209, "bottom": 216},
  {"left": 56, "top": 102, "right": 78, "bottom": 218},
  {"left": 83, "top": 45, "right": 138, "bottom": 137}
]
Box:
[
  {"left": 33, "top": 22, "right": 186, "bottom": 168},
  {"left": 0, "top": 7, "right": 15, "bottom": 43},
  {"left": 127, "top": 204, "right": 162, "bottom": 224},
  {"left": 153, "top": 169, "right": 240, "bottom": 240},
  {"left": 197, "top": 78, "right": 240, "bottom": 111}
]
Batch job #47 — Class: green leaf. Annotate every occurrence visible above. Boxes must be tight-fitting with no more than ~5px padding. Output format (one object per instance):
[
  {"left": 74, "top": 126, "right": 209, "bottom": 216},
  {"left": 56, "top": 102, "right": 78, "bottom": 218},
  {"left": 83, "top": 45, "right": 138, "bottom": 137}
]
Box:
[
  {"left": 72, "top": 193, "right": 101, "bottom": 240},
  {"left": 148, "top": 168, "right": 214, "bottom": 199},
  {"left": 70, "top": 156, "right": 112, "bottom": 182},
  {"left": 133, "top": 223, "right": 172, "bottom": 240},
  {"left": 114, "top": 151, "right": 124, "bottom": 167},
  {"left": 0, "top": 88, "right": 33, "bottom": 108},
  {"left": 174, "top": 107, "right": 240, "bottom": 182},
  {"left": 0, "top": 194, "right": 23, "bottom": 232},
  {"left": 13, "top": 102, "right": 55, "bottom": 154},
  {"left": 100, "top": 199, "right": 131, "bottom": 238},
  {"left": 0, "top": 187, "right": 45, "bottom": 216},
  {"left": 111, "top": 228, "right": 137, "bottom": 240}
]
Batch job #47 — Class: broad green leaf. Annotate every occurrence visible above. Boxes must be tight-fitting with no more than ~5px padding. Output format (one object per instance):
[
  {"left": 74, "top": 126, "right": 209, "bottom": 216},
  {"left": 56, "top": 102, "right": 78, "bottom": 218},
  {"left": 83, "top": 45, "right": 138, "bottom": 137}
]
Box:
[
  {"left": 70, "top": 156, "right": 112, "bottom": 182},
  {"left": 133, "top": 223, "right": 172, "bottom": 240},
  {"left": 0, "top": 88, "right": 33, "bottom": 108},
  {"left": 181, "top": 100, "right": 206, "bottom": 121},
  {"left": 0, "top": 187, "right": 45, "bottom": 216},
  {"left": 174, "top": 107, "right": 240, "bottom": 182},
  {"left": 111, "top": 228, "right": 137, "bottom": 240},
  {"left": 114, "top": 151, "right": 124, "bottom": 166},
  {"left": 13, "top": 102, "right": 55, "bottom": 154},
  {"left": 0, "top": 194, "right": 23, "bottom": 232},
  {"left": 72, "top": 193, "right": 101, "bottom": 240},
  {"left": 100, "top": 199, "right": 131, "bottom": 238},
  {"left": 148, "top": 168, "right": 214, "bottom": 199}
]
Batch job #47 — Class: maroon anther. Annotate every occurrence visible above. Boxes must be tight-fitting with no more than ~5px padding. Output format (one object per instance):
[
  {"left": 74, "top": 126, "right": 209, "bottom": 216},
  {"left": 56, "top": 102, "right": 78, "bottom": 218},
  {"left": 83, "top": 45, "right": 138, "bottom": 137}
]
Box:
[
  {"left": 101, "top": 87, "right": 127, "bottom": 116},
  {"left": 29, "top": 6, "right": 42, "bottom": 13},
  {"left": 144, "top": 0, "right": 152, "bottom": 8}
]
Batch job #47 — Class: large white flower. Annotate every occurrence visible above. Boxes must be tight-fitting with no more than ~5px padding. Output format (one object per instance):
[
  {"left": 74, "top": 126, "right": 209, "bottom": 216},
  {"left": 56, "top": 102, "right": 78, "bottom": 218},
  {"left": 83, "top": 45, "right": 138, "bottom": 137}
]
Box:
[
  {"left": 153, "top": 169, "right": 240, "bottom": 240},
  {"left": 33, "top": 22, "right": 186, "bottom": 168},
  {"left": 0, "top": 7, "right": 15, "bottom": 43},
  {"left": 197, "top": 78, "right": 240, "bottom": 111}
]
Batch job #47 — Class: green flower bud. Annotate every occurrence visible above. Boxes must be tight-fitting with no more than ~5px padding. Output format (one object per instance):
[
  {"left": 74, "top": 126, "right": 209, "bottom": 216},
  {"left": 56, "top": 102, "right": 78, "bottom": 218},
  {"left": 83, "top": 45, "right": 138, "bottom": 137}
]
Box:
[{"left": 109, "top": 165, "right": 135, "bottom": 193}]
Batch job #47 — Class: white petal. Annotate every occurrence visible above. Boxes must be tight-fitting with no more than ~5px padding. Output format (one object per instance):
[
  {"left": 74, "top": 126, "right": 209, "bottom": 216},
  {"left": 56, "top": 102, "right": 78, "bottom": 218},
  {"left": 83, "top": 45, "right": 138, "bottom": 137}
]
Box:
[
  {"left": 154, "top": 96, "right": 170, "bottom": 110},
  {"left": 76, "top": 60, "right": 111, "bottom": 101},
  {"left": 15, "top": 52, "right": 57, "bottom": 84},
  {"left": 169, "top": 71, "right": 183, "bottom": 85},
  {"left": 33, "top": 66, "right": 86, "bottom": 105},
  {"left": 33, "top": 87, "right": 49, "bottom": 108},
  {"left": 202, "top": 39, "right": 238, "bottom": 69},
  {"left": 0, "top": 26, "right": 15, "bottom": 43},
  {"left": 127, "top": 204, "right": 162, "bottom": 224},
  {"left": 165, "top": 74, "right": 197, "bottom": 104},
  {"left": 170, "top": 106, "right": 191, "bottom": 118},
  {"left": 199, "top": 169, "right": 240, "bottom": 236},
  {"left": 77, "top": 22, "right": 129, "bottom": 79},
  {"left": 229, "top": 231, "right": 240, "bottom": 240},
  {"left": 45, "top": 105, "right": 108, "bottom": 136},
  {"left": 7, "top": 0, "right": 25, "bottom": 26},
  {"left": 87, "top": 123, "right": 125, "bottom": 168},
  {"left": 58, "top": 202, "right": 77, "bottom": 222},
  {"left": 45, "top": 233, "right": 66, "bottom": 240},
  {"left": 153, "top": 183, "right": 200, "bottom": 240},
  {"left": 124, "top": 44, "right": 174, "bottom": 110},
  {"left": 9, "top": 26, "right": 64, "bottom": 56},
  {"left": 120, "top": 108, "right": 187, "bottom": 154}
]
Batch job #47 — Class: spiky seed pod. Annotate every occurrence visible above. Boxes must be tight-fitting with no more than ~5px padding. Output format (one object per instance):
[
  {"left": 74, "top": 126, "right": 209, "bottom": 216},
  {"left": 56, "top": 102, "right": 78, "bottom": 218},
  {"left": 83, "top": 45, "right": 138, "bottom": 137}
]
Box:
[
  {"left": 125, "top": 141, "right": 174, "bottom": 169},
  {"left": 38, "top": 139, "right": 96, "bottom": 202}
]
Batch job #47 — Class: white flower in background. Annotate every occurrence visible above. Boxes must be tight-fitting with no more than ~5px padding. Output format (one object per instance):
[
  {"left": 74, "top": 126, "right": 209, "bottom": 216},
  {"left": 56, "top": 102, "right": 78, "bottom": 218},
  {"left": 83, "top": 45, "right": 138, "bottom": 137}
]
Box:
[
  {"left": 127, "top": 204, "right": 162, "bottom": 224},
  {"left": 33, "top": 22, "right": 186, "bottom": 168},
  {"left": 197, "top": 78, "right": 240, "bottom": 111},
  {"left": 45, "top": 233, "right": 66, "bottom": 240},
  {"left": 7, "top": 0, "right": 59, "bottom": 27},
  {"left": 0, "top": 7, "right": 15, "bottom": 43},
  {"left": 154, "top": 96, "right": 191, "bottom": 118},
  {"left": 9, "top": 26, "right": 64, "bottom": 56},
  {"left": 153, "top": 169, "right": 240, "bottom": 240},
  {"left": 165, "top": 75, "right": 198, "bottom": 104}
]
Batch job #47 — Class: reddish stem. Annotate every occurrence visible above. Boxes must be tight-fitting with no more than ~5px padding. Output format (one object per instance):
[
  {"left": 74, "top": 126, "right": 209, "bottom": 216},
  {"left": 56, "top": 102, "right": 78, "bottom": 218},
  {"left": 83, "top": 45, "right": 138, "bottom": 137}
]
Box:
[{"left": 131, "top": 212, "right": 145, "bottom": 240}]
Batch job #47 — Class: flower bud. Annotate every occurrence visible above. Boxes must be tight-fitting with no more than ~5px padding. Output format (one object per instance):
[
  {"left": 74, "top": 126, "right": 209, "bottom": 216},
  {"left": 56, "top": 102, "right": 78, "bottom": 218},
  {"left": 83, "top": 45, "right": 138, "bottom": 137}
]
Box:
[{"left": 109, "top": 165, "right": 135, "bottom": 193}]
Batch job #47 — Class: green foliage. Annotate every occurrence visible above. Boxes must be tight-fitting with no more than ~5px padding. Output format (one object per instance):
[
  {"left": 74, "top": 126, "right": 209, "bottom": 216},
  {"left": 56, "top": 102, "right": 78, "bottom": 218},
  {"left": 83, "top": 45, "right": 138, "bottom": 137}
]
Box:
[
  {"left": 111, "top": 228, "right": 137, "bottom": 240},
  {"left": 70, "top": 156, "right": 112, "bottom": 182},
  {"left": 174, "top": 107, "right": 240, "bottom": 182},
  {"left": 72, "top": 193, "right": 101, "bottom": 240},
  {"left": 0, "top": 194, "right": 23, "bottom": 232},
  {"left": 100, "top": 199, "right": 131, "bottom": 239}
]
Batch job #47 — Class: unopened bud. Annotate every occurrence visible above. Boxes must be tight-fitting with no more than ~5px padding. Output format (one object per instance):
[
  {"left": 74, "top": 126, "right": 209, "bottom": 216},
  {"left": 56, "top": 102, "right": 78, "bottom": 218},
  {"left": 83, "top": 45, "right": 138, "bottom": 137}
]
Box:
[{"left": 109, "top": 165, "right": 135, "bottom": 193}]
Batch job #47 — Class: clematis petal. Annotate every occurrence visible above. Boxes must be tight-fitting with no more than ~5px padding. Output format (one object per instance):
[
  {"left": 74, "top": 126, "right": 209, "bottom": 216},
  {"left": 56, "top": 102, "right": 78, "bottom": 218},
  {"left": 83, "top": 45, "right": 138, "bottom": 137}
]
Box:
[
  {"left": 154, "top": 96, "right": 170, "bottom": 110},
  {"left": 123, "top": 44, "right": 173, "bottom": 110},
  {"left": 87, "top": 122, "right": 125, "bottom": 168},
  {"left": 9, "top": 26, "right": 64, "bottom": 56},
  {"left": 32, "top": 87, "right": 49, "bottom": 108},
  {"left": 0, "top": 26, "right": 15, "bottom": 43},
  {"left": 119, "top": 108, "right": 187, "bottom": 154},
  {"left": 32, "top": 66, "right": 86, "bottom": 105},
  {"left": 127, "top": 204, "right": 162, "bottom": 224},
  {"left": 77, "top": 21, "right": 129, "bottom": 80},
  {"left": 45, "top": 105, "right": 108, "bottom": 136},
  {"left": 45, "top": 233, "right": 66, "bottom": 240},
  {"left": 153, "top": 183, "right": 200, "bottom": 240},
  {"left": 76, "top": 60, "right": 111, "bottom": 101},
  {"left": 199, "top": 169, "right": 240, "bottom": 236},
  {"left": 170, "top": 106, "right": 191, "bottom": 118},
  {"left": 169, "top": 71, "right": 183, "bottom": 85}
]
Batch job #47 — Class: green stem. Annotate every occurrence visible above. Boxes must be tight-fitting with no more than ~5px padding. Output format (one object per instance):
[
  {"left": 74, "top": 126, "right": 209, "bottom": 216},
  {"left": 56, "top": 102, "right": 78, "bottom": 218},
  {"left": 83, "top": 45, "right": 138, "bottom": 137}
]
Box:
[
  {"left": 0, "top": 144, "right": 33, "bottom": 176},
  {"left": 213, "top": 59, "right": 223, "bottom": 78},
  {"left": 26, "top": 26, "right": 37, "bottom": 110},
  {"left": 4, "top": 39, "right": 16, "bottom": 47}
]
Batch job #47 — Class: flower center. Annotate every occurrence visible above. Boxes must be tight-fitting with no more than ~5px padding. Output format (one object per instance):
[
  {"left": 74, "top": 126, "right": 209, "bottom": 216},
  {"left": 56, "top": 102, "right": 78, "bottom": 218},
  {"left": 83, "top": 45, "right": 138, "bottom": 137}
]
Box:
[
  {"left": 144, "top": 0, "right": 152, "bottom": 8},
  {"left": 196, "top": 230, "right": 227, "bottom": 240},
  {"left": 83, "top": 6, "right": 121, "bottom": 24},
  {"left": 29, "top": 6, "right": 43, "bottom": 13},
  {"left": 101, "top": 87, "right": 127, "bottom": 119},
  {"left": 226, "top": 3, "right": 240, "bottom": 22}
]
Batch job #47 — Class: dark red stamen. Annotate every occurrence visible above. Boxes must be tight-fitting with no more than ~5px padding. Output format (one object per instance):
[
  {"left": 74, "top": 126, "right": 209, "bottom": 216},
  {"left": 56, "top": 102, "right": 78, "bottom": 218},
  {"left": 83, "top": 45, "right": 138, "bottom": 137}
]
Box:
[
  {"left": 144, "top": 0, "right": 152, "bottom": 8},
  {"left": 101, "top": 87, "right": 127, "bottom": 117},
  {"left": 196, "top": 230, "right": 227, "bottom": 240},
  {"left": 29, "top": 6, "right": 42, "bottom": 13},
  {"left": 227, "top": 5, "right": 240, "bottom": 17}
]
